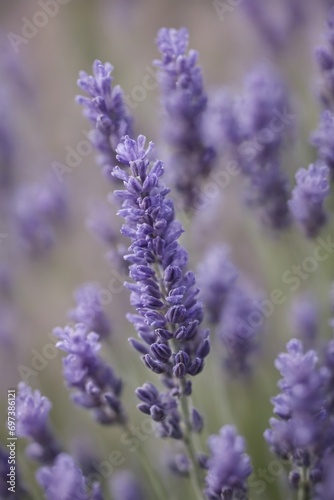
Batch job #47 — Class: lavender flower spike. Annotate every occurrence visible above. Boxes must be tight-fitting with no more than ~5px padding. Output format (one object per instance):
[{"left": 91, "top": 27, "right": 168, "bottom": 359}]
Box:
[
  {"left": 264, "top": 339, "right": 329, "bottom": 493},
  {"left": 154, "top": 28, "right": 216, "bottom": 210},
  {"left": 314, "top": 8, "right": 334, "bottom": 109},
  {"left": 37, "top": 453, "right": 103, "bottom": 500},
  {"left": 54, "top": 324, "right": 125, "bottom": 425},
  {"left": 311, "top": 111, "right": 334, "bottom": 177},
  {"left": 77, "top": 60, "right": 133, "bottom": 179},
  {"left": 16, "top": 382, "right": 60, "bottom": 464},
  {"left": 217, "top": 285, "right": 263, "bottom": 375},
  {"left": 69, "top": 282, "right": 112, "bottom": 340},
  {"left": 205, "top": 425, "right": 252, "bottom": 500},
  {"left": 113, "top": 135, "right": 210, "bottom": 392},
  {"left": 113, "top": 135, "right": 209, "bottom": 492},
  {"left": 197, "top": 245, "right": 238, "bottom": 325},
  {"left": 109, "top": 471, "right": 144, "bottom": 500},
  {"left": 289, "top": 163, "right": 330, "bottom": 238}
]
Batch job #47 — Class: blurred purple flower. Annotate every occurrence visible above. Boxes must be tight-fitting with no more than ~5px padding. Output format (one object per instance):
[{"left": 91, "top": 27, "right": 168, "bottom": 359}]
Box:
[
  {"left": 289, "top": 293, "right": 318, "bottom": 349},
  {"left": 217, "top": 284, "right": 263, "bottom": 375},
  {"left": 311, "top": 111, "right": 334, "bottom": 177},
  {"left": 16, "top": 382, "right": 60, "bottom": 464},
  {"left": 205, "top": 425, "right": 252, "bottom": 500},
  {"left": 14, "top": 178, "right": 68, "bottom": 257},
  {"left": 54, "top": 324, "right": 125, "bottom": 425},
  {"left": 289, "top": 163, "right": 330, "bottom": 238},
  {"left": 154, "top": 27, "right": 216, "bottom": 210},
  {"left": 109, "top": 470, "right": 144, "bottom": 500},
  {"left": 37, "top": 453, "right": 103, "bottom": 500},
  {"left": 264, "top": 339, "right": 329, "bottom": 490},
  {"left": 69, "top": 283, "right": 112, "bottom": 340},
  {"left": 197, "top": 245, "right": 238, "bottom": 325}
]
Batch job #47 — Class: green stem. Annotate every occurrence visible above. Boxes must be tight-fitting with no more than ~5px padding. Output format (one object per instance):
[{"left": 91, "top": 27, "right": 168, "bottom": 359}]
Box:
[
  {"left": 179, "top": 379, "right": 205, "bottom": 500},
  {"left": 123, "top": 423, "right": 166, "bottom": 500},
  {"left": 297, "top": 467, "right": 310, "bottom": 500}
]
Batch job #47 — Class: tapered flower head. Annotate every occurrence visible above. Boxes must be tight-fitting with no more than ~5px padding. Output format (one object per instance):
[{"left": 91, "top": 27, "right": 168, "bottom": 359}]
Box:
[
  {"left": 289, "top": 163, "right": 330, "bottom": 238},
  {"left": 205, "top": 425, "right": 252, "bottom": 500}
]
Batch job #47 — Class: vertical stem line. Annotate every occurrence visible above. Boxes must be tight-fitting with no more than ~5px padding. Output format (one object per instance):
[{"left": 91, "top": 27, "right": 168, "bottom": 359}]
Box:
[
  {"left": 298, "top": 467, "right": 310, "bottom": 500},
  {"left": 179, "top": 379, "right": 205, "bottom": 500}
]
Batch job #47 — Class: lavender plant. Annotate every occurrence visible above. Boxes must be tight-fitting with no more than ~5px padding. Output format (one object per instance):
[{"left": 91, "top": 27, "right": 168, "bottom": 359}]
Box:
[{"left": 4, "top": 5, "right": 334, "bottom": 500}]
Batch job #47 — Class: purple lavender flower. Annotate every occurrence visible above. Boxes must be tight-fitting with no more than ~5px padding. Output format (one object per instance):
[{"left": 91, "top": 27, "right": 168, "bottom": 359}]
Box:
[
  {"left": 36, "top": 453, "right": 103, "bottom": 500},
  {"left": 54, "top": 324, "right": 125, "bottom": 425},
  {"left": 311, "top": 111, "right": 334, "bottom": 177},
  {"left": 289, "top": 293, "right": 318, "bottom": 349},
  {"left": 16, "top": 382, "right": 60, "bottom": 464},
  {"left": 69, "top": 283, "right": 112, "bottom": 340},
  {"left": 109, "top": 471, "right": 144, "bottom": 500},
  {"left": 197, "top": 245, "right": 238, "bottom": 325},
  {"left": 13, "top": 178, "right": 67, "bottom": 257},
  {"left": 241, "top": 0, "right": 306, "bottom": 52},
  {"left": 289, "top": 163, "right": 330, "bottom": 238},
  {"left": 205, "top": 425, "right": 252, "bottom": 500},
  {"left": 135, "top": 382, "right": 182, "bottom": 439},
  {"left": 218, "top": 66, "right": 292, "bottom": 230},
  {"left": 113, "top": 135, "right": 210, "bottom": 394},
  {"left": 217, "top": 285, "right": 263, "bottom": 375},
  {"left": 76, "top": 60, "right": 133, "bottom": 179},
  {"left": 154, "top": 27, "right": 216, "bottom": 210},
  {"left": 264, "top": 339, "right": 329, "bottom": 489},
  {"left": 314, "top": 8, "right": 334, "bottom": 109}
]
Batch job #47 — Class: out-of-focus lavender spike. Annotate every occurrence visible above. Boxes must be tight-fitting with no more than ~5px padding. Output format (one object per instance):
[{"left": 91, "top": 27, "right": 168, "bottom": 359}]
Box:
[
  {"left": 289, "top": 293, "right": 319, "bottom": 349},
  {"left": 264, "top": 339, "right": 329, "bottom": 493},
  {"left": 217, "top": 65, "right": 293, "bottom": 230},
  {"left": 16, "top": 382, "right": 60, "bottom": 464},
  {"left": 36, "top": 453, "right": 103, "bottom": 500},
  {"left": 197, "top": 245, "right": 238, "bottom": 325},
  {"left": 289, "top": 163, "right": 330, "bottom": 238},
  {"left": 13, "top": 178, "right": 68, "bottom": 257},
  {"left": 311, "top": 111, "right": 334, "bottom": 177},
  {"left": 205, "top": 425, "right": 252, "bottom": 500},
  {"left": 54, "top": 324, "right": 126, "bottom": 425},
  {"left": 69, "top": 283, "right": 112, "bottom": 340},
  {"left": 314, "top": 8, "right": 334, "bottom": 109},
  {"left": 87, "top": 201, "right": 128, "bottom": 271},
  {"left": 217, "top": 284, "right": 263, "bottom": 375},
  {"left": 109, "top": 470, "right": 145, "bottom": 500},
  {"left": 154, "top": 27, "right": 216, "bottom": 210},
  {"left": 241, "top": 0, "right": 307, "bottom": 52},
  {"left": 76, "top": 60, "right": 133, "bottom": 179}
]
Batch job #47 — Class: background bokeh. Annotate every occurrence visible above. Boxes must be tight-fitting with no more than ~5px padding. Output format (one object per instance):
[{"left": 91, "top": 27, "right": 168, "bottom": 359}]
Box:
[{"left": 0, "top": 1, "right": 334, "bottom": 499}]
